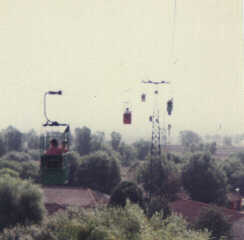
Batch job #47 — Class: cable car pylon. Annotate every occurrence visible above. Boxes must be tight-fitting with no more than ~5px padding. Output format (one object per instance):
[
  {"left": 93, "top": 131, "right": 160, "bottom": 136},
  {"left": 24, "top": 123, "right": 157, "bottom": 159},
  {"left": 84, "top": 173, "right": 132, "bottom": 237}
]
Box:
[{"left": 142, "top": 80, "right": 170, "bottom": 199}]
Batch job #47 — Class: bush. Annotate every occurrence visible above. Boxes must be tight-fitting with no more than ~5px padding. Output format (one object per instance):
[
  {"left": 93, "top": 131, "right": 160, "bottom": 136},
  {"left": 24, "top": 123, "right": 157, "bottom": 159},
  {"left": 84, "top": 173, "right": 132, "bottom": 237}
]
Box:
[
  {"left": 144, "top": 196, "right": 172, "bottom": 219},
  {"left": 0, "top": 175, "right": 46, "bottom": 230},
  {"left": 195, "top": 207, "right": 232, "bottom": 240},
  {"left": 1, "top": 151, "right": 31, "bottom": 162},
  {"left": 27, "top": 149, "right": 40, "bottom": 161},
  {"left": 109, "top": 181, "right": 143, "bottom": 207},
  {"left": 182, "top": 153, "right": 228, "bottom": 205},
  {"left": 0, "top": 168, "right": 19, "bottom": 178},
  {"left": 138, "top": 156, "right": 181, "bottom": 200},
  {"left": 74, "top": 151, "right": 121, "bottom": 194},
  {"left": 0, "top": 159, "right": 22, "bottom": 174},
  {"left": 64, "top": 151, "right": 83, "bottom": 185},
  {"left": 0, "top": 202, "right": 210, "bottom": 240},
  {"left": 20, "top": 161, "right": 40, "bottom": 182}
]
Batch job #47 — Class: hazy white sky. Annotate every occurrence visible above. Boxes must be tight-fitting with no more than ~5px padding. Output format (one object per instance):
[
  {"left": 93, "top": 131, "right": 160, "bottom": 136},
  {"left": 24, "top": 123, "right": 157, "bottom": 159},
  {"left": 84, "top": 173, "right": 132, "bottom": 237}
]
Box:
[{"left": 0, "top": 0, "right": 243, "bottom": 140}]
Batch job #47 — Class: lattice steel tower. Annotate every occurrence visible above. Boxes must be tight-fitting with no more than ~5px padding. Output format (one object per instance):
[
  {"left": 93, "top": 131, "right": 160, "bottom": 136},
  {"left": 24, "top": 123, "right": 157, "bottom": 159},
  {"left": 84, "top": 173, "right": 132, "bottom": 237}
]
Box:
[
  {"left": 142, "top": 81, "right": 170, "bottom": 160},
  {"left": 142, "top": 80, "right": 170, "bottom": 198}
]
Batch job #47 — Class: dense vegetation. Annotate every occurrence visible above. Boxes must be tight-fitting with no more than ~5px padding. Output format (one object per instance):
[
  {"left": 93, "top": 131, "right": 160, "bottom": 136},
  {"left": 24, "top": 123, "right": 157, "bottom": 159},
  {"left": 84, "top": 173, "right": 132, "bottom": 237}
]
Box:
[
  {"left": 0, "top": 126, "right": 242, "bottom": 239},
  {"left": 0, "top": 202, "right": 210, "bottom": 240}
]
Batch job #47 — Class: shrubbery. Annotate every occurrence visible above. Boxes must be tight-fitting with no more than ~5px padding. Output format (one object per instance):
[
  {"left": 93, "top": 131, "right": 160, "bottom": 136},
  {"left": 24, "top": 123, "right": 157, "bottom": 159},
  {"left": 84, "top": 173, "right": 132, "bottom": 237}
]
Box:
[
  {"left": 0, "top": 202, "right": 210, "bottom": 240},
  {"left": 138, "top": 156, "right": 181, "bottom": 200},
  {"left": 0, "top": 175, "right": 45, "bottom": 230},
  {"left": 195, "top": 207, "right": 232, "bottom": 240},
  {"left": 74, "top": 151, "right": 121, "bottom": 194},
  {"left": 109, "top": 181, "right": 143, "bottom": 207},
  {"left": 182, "top": 153, "right": 228, "bottom": 205}
]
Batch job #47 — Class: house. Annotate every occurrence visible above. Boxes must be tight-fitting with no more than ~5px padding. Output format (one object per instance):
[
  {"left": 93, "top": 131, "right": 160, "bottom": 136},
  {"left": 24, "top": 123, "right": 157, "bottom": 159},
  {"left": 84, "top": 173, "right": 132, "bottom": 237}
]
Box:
[
  {"left": 170, "top": 199, "right": 244, "bottom": 240},
  {"left": 43, "top": 186, "right": 109, "bottom": 214}
]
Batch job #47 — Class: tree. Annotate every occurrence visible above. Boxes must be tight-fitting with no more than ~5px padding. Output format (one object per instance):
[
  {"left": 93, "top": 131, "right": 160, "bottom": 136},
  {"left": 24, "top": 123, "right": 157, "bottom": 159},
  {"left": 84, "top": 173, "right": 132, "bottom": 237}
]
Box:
[
  {"left": 0, "top": 175, "right": 45, "bottom": 230},
  {"left": 223, "top": 136, "right": 232, "bottom": 147},
  {"left": 144, "top": 195, "right": 171, "bottom": 219},
  {"left": 133, "top": 139, "right": 150, "bottom": 160},
  {"left": 221, "top": 156, "right": 244, "bottom": 195},
  {"left": 25, "top": 129, "right": 40, "bottom": 150},
  {"left": 195, "top": 207, "right": 232, "bottom": 240},
  {"left": 138, "top": 157, "right": 181, "bottom": 200},
  {"left": 118, "top": 143, "right": 137, "bottom": 166},
  {"left": 0, "top": 134, "right": 6, "bottom": 157},
  {"left": 90, "top": 131, "right": 105, "bottom": 152},
  {"left": 3, "top": 126, "right": 23, "bottom": 152},
  {"left": 109, "top": 181, "right": 143, "bottom": 207},
  {"left": 110, "top": 131, "right": 122, "bottom": 151},
  {"left": 74, "top": 151, "right": 121, "bottom": 194},
  {"left": 180, "top": 130, "right": 202, "bottom": 150},
  {"left": 74, "top": 127, "right": 92, "bottom": 156},
  {"left": 182, "top": 153, "right": 228, "bottom": 205}
]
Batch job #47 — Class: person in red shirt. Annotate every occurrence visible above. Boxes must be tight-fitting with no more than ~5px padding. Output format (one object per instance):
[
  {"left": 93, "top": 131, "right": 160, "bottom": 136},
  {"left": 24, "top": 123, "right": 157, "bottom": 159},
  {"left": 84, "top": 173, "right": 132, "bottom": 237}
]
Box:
[
  {"left": 46, "top": 139, "right": 63, "bottom": 155},
  {"left": 59, "top": 140, "right": 68, "bottom": 153}
]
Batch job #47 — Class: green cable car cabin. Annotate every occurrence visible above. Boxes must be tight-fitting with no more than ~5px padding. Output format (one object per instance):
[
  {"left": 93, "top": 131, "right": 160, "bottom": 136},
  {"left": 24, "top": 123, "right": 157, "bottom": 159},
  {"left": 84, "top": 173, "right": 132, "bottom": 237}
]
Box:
[{"left": 40, "top": 90, "right": 70, "bottom": 185}]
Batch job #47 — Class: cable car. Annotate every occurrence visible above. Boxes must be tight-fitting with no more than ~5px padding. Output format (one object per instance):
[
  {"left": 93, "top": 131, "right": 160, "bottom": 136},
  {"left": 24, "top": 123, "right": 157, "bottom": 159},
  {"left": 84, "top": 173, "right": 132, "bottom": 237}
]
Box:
[
  {"left": 123, "top": 108, "right": 132, "bottom": 124},
  {"left": 167, "top": 98, "right": 173, "bottom": 115},
  {"left": 40, "top": 90, "right": 70, "bottom": 185},
  {"left": 141, "top": 93, "right": 146, "bottom": 102}
]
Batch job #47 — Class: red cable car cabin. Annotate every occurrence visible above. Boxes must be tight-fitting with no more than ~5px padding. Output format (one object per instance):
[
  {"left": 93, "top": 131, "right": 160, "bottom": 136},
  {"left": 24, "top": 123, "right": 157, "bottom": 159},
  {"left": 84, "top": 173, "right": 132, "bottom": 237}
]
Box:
[
  {"left": 141, "top": 94, "right": 146, "bottom": 102},
  {"left": 123, "top": 108, "right": 132, "bottom": 124}
]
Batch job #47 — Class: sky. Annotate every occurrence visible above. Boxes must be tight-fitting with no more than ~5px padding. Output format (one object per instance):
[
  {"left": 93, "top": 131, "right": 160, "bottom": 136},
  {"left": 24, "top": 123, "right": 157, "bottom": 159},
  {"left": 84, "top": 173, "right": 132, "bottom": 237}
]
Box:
[{"left": 0, "top": 0, "right": 243, "bottom": 141}]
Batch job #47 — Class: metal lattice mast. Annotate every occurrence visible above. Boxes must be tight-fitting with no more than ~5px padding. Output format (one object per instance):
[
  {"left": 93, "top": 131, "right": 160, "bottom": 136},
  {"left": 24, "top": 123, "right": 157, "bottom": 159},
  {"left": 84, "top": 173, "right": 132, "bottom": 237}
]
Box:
[
  {"left": 142, "top": 81, "right": 170, "bottom": 199},
  {"left": 150, "top": 90, "right": 161, "bottom": 160}
]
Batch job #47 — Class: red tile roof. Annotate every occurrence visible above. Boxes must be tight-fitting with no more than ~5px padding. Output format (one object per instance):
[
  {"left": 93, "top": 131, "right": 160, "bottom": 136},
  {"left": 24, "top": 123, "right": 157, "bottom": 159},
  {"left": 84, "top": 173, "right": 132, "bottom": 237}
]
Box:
[
  {"left": 170, "top": 200, "right": 244, "bottom": 224},
  {"left": 43, "top": 186, "right": 109, "bottom": 214}
]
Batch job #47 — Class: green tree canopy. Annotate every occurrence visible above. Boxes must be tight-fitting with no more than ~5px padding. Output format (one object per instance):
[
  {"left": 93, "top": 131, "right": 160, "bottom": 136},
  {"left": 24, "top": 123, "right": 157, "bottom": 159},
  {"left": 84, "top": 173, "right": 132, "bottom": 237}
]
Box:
[
  {"left": 109, "top": 181, "right": 143, "bottom": 207},
  {"left": 110, "top": 131, "right": 122, "bottom": 151},
  {"left": 182, "top": 153, "right": 228, "bottom": 205},
  {"left": 180, "top": 130, "right": 202, "bottom": 150},
  {"left": 133, "top": 139, "right": 151, "bottom": 160},
  {"left": 74, "top": 126, "right": 92, "bottom": 156},
  {"left": 195, "top": 206, "right": 232, "bottom": 240},
  {"left": 0, "top": 175, "right": 45, "bottom": 230},
  {"left": 2, "top": 126, "right": 23, "bottom": 152},
  {"left": 74, "top": 151, "right": 121, "bottom": 194}
]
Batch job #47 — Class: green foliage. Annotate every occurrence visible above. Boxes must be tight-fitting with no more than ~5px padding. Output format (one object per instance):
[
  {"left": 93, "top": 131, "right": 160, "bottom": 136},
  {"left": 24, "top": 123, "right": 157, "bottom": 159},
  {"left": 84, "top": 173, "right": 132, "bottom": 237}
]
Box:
[
  {"left": 65, "top": 151, "right": 83, "bottom": 185},
  {"left": 0, "top": 175, "right": 45, "bottom": 230},
  {"left": 109, "top": 181, "right": 143, "bottom": 207},
  {"left": 138, "top": 156, "right": 181, "bottom": 200},
  {"left": 90, "top": 131, "right": 105, "bottom": 152},
  {"left": 223, "top": 136, "right": 232, "bottom": 147},
  {"left": 0, "top": 202, "right": 210, "bottom": 240},
  {"left": 110, "top": 131, "right": 122, "bottom": 151},
  {"left": 74, "top": 151, "right": 121, "bottom": 194},
  {"left": 0, "top": 159, "right": 22, "bottom": 174},
  {"left": 20, "top": 161, "right": 40, "bottom": 182},
  {"left": 0, "top": 135, "right": 6, "bottom": 157},
  {"left": 1, "top": 151, "right": 31, "bottom": 162},
  {"left": 2, "top": 126, "right": 23, "bottom": 152},
  {"left": 180, "top": 130, "right": 202, "bottom": 150},
  {"left": 75, "top": 127, "right": 92, "bottom": 156},
  {"left": 0, "top": 168, "right": 19, "bottom": 178},
  {"left": 182, "top": 153, "right": 228, "bottom": 205},
  {"left": 118, "top": 143, "right": 137, "bottom": 166},
  {"left": 195, "top": 207, "right": 232, "bottom": 240},
  {"left": 144, "top": 195, "right": 172, "bottom": 219},
  {"left": 25, "top": 129, "right": 40, "bottom": 150},
  {"left": 0, "top": 158, "right": 40, "bottom": 183},
  {"left": 220, "top": 154, "right": 244, "bottom": 195},
  {"left": 133, "top": 139, "right": 150, "bottom": 160},
  {"left": 27, "top": 149, "right": 40, "bottom": 161}
]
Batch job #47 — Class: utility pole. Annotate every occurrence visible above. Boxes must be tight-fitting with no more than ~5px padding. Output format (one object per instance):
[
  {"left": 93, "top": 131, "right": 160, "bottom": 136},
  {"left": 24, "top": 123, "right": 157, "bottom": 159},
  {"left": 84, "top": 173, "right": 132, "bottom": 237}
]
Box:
[{"left": 142, "top": 80, "right": 170, "bottom": 199}]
